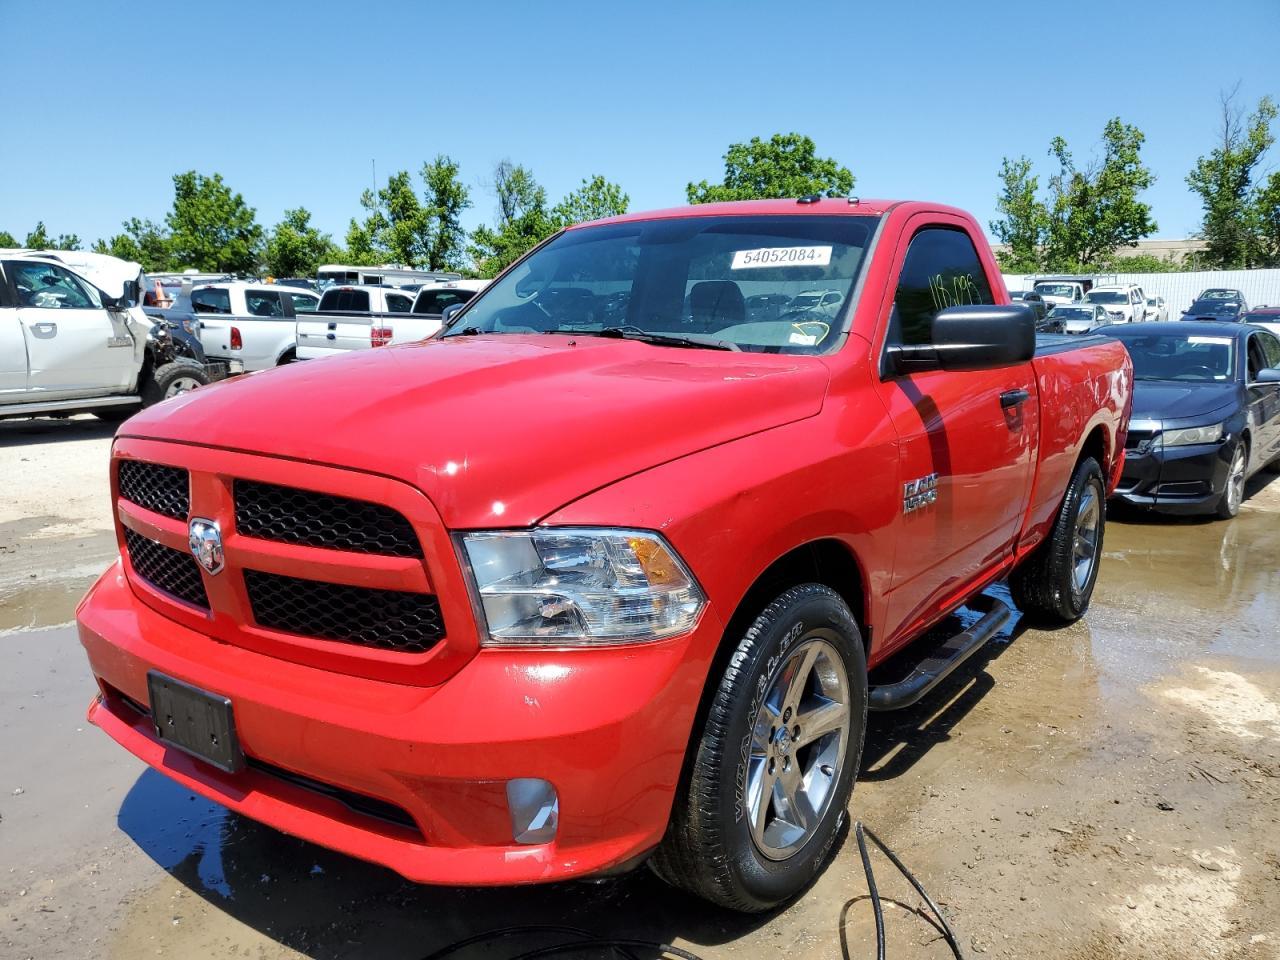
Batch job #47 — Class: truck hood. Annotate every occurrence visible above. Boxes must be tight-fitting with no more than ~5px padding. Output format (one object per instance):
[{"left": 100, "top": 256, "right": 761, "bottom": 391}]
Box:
[{"left": 122, "top": 334, "right": 830, "bottom": 527}]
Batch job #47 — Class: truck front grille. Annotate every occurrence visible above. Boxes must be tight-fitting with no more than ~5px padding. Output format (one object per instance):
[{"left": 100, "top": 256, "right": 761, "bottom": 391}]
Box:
[
  {"left": 124, "top": 528, "right": 209, "bottom": 609},
  {"left": 244, "top": 570, "right": 444, "bottom": 653},
  {"left": 234, "top": 480, "right": 422, "bottom": 557},
  {"left": 118, "top": 461, "right": 190, "bottom": 520}
]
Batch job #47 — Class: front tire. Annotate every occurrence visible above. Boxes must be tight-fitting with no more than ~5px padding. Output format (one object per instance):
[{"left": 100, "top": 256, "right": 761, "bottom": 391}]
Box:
[
  {"left": 651, "top": 584, "right": 867, "bottom": 912},
  {"left": 142, "top": 362, "right": 210, "bottom": 406},
  {"left": 1010, "top": 456, "right": 1105, "bottom": 625},
  {"left": 1215, "top": 442, "right": 1248, "bottom": 519}
]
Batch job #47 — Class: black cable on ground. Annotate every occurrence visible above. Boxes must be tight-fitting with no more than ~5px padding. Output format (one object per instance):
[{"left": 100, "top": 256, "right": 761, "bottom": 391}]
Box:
[
  {"left": 419, "top": 821, "right": 965, "bottom": 959},
  {"left": 854, "top": 822, "right": 966, "bottom": 960}
]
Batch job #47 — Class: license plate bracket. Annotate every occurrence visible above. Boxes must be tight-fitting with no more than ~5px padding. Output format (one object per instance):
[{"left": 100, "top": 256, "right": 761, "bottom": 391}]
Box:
[{"left": 146, "top": 671, "right": 244, "bottom": 773}]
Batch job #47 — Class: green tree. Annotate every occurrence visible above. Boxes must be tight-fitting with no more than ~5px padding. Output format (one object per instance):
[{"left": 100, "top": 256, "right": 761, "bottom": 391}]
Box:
[
  {"left": 470, "top": 162, "right": 556, "bottom": 277},
  {"left": 165, "top": 171, "right": 263, "bottom": 272},
  {"left": 378, "top": 170, "right": 431, "bottom": 266},
  {"left": 344, "top": 189, "right": 390, "bottom": 266},
  {"left": 0, "top": 230, "right": 19, "bottom": 247},
  {"left": 93, "top": 218, "right": 172, "bottom": 270},
  {"left": 1041, "top": 118, "right": 1156, "bottom": 271},
  {"left": 264, "top": 207, "right": 339, "bottom": 277},
  {"left": 1257, "top": 169, "right": 1280, "bottom": 266},
  {"left": 1186, "top": 91, "right": 1277, "bottom": 269},
  {"left": 1103, "top": 253, "right": 1182, "bottom": 273},
  {"left": 687, "top": 133, "right": 855, "bottom": 203},
  {"left": 22, "top": 221, "right": 81, "bottom": 250},
  {"left": 421, "top": 155, "right": 471, "bottom": 270},
  {"left": 553, "top": 175, "right": 629, "bottom": 226},
  {"left": 989, "top": 156, "right": 1047, "bottom": 272}
]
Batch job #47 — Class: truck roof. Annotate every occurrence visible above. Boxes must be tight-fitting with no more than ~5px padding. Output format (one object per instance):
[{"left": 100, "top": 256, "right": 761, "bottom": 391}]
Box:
[{"left": 571, "top": 197, "right": 919, "bottom": 229}]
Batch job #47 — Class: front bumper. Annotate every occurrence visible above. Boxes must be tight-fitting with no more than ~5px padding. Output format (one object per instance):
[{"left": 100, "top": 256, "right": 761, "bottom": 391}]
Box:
[
  {"left": 1111, "top": 439, "right": 1233, "bottom": 514},
  {"left": 78, "top": 561, "right": 722, "bottom": 885}
]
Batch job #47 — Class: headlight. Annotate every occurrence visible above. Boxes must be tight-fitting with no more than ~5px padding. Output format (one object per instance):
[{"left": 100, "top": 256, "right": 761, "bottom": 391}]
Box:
[
  {"left": 1162, "top": 422, "right": 1225, "bottom": 446},
  {"left": 461, "top": 528, "right": 706, "bottom": 646}
]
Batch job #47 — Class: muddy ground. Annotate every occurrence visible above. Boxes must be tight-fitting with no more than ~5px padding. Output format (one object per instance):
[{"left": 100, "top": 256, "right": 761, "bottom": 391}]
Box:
[{"left": 2, "top": 415, "right": 1278, "bottom": 960}]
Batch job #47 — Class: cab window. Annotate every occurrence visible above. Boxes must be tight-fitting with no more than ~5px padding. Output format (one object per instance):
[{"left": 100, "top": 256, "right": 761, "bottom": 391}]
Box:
[
  {"left": 10, "top": 261, "right": 99, "bottom": 309},
  {"left": 888, "top": 228, "right": 994, "bottom": 346},
  {"left": 386, "top": 293, "right": 413, "bottom": 313},
  {"left": 1258, "top": 331, "right": 1280, "bottom": 370},
  {"left": 1247, "top": 334, "right": 1278, "bottom": 380},
  {"left": 245, "top": 290, "right": 283, "bottom": 317},
  {"left": 288, "top": 292, "right": 319, "bottom": 314},
  {"left": 413, "top": 289, "right": 475, "bottom": 315},
  {"left": 191, "top": 288, "right": 232, "bottom": 314}
]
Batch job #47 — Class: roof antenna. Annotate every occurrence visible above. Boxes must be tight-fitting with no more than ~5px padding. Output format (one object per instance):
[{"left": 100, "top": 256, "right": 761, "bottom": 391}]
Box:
[
  {"left": 848, "top": 196, "right": 861, "bottom": 205},
  {"left": 797, "top": 194, "right": 821, "bottom": 204}
]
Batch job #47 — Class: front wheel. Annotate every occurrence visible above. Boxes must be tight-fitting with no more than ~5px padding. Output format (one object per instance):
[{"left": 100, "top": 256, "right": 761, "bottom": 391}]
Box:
[
  {"left": 1215, "top": 442, "right": 1248, "bottom": 519},
  {"left": 142, "top": 362, "right": 210, "bottom": 406},
  {"left": 1010, "top": 456, "right": 1106, "bottom": 625},
  {"left": 651, "top": 584, "right": 867, "bottom": 912}
]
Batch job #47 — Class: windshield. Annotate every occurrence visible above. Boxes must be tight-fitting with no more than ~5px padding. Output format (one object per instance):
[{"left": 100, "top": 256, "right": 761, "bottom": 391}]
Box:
[
  {"left": 1199, "top": 289, "right": 1238, "bottom": 299},
  {"left": 1109, "top": 332, "right": 1236, "bottom": 382},
  {"left": 442, "top": 215, "right": 879, "bottom": 353},
  {"left": 1086, "top": 291, "right": 1127, "bottom": 305},
  {"left": 1034, "top": 282, "right": 1077, "bottom": 297},
  {"left": 1188, "top": 299, "right": 1240, "bottom": 317}
]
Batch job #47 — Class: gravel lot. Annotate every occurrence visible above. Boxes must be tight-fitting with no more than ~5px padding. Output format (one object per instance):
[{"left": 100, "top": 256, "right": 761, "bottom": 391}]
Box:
[{"left": 2, "top": 415, "right": 1279, "bottom": 960}]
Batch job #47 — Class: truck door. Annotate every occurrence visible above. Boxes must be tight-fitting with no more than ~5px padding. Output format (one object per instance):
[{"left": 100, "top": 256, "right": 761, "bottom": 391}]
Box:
[
  {"left": 871, "top": 220, "right": 1039, "bottom": 649},
  {"left": 0, "top": 263, "right": 29, "bottom": 396},
  {"left": 9, "top": 260, "right": 135, "bottom": 398}
]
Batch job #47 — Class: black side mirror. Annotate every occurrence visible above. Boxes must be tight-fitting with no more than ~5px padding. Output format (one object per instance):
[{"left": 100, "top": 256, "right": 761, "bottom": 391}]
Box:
[
  {"left": 441, "top": 302, "right": 467, "bottom": 327},
  {"left": 887, "top": 304, "right": 1036, "bottom": 375},
  {"left": 101, "top": 293, "right": 125, "bottom": 311}
]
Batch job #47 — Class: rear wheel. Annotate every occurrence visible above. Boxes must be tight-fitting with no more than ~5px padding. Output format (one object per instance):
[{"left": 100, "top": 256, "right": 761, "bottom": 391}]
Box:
[
  {"left": 1010, "top": 457, "right": 1105, "bottom": 625},
  {"left": 651, "top": 584, "right": 867, "bottom": 912},
  {"left": 142, "top": 362, "right": 210, "bottom": 406},
  {"left": 1215, "top": 442, "right": 1248, "bottom": 519},
  {"left": 277, "top": 349, "right": 297, "bottom": 365}
]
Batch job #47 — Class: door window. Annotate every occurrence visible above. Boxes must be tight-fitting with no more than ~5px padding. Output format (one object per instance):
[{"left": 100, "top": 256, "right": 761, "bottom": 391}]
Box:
[
  {"left": 10, "top": 262, "right": 99, "bottom": 309},
  {"left": 888, "top": 228, "right": 994, "bottom": 346},
  {"left": 191, "top": 287, "right": 232, "bottom": 314},
  {"left": 1257, "top": 331, "right": 1280, "bottom": 370},
  {"left": 245, "top": 290, "right": 284, "bottom": 317},
  {"left": 386, "top": 293, "right": 413, "bottom": 313},
  {"left": 1247, "top": 335, "right": 1273, "bottom": 381},
  {"left": 288, "top": 292, "right": 319, "bottom": 314}
]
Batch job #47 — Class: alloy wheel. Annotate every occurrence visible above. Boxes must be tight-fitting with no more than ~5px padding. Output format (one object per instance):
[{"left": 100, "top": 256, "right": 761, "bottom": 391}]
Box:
[
  {"left": 1071, "top": 483, "right": 1101, "bottom": 597},
  {"left": 746, "top": 637, "right": 851, "bottom": 861}
]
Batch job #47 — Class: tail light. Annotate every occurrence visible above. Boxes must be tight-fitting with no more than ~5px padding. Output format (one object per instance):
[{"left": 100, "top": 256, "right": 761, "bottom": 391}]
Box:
[
  {"left": 230, "top": 327, "right": 243, "bottom": 350},
  {"left": 371, "top": 325, "right": 393, "bottom": 348}
]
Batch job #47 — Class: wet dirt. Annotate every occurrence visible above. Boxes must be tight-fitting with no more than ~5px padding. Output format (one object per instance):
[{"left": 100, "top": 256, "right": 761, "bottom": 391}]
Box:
[{"left": 2, "top": 418, "right": 1279, "bottom": 959}]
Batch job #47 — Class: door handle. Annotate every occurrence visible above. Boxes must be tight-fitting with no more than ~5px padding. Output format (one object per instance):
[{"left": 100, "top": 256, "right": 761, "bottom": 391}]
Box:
[
  {"left": 30, "top": 321, "right": 58, "bottom": 336},
  {"left": 1000, "top": 388, "right": 1030, "bottom": 409}
]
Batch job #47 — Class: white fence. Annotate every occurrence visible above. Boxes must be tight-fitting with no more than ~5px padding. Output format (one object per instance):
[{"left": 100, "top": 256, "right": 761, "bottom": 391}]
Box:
[{"left": 1003, "top": 269, "right": 1280, "bottom": 313}]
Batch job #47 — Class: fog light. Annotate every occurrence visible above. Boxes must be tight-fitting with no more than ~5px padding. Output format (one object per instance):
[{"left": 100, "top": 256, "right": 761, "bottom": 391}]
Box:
[{"left": 507, "top": 778, "right": 558, "bottom": 844}]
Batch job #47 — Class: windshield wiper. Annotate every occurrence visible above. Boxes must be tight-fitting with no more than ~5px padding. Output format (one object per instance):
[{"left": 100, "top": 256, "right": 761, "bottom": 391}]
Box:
[{"left": 585, "top": 326, "right": 739, "bottom": 351}]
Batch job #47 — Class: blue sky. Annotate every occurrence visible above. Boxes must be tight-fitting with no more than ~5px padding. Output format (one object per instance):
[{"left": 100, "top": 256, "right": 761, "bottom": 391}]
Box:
[{"left": 3, "top": 0, "right": 1277, "bottom": 249}]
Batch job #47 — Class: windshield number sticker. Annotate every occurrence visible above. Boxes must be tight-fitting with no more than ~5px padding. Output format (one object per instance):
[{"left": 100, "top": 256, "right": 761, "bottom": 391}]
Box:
[{"left": 731, "top": 246, "right": 832, "bottom": 270}]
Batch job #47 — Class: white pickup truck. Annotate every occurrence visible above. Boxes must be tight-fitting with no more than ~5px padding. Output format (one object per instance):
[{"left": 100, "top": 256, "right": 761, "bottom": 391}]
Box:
[
  {"left": 0, "top": 252, "right": 213, "bottom": 421},
  {"left": 295, "top": 280, "right": 486, "bottom": 359},
  {"left": 184, "top": 281, "right": 320, "bottom": 370}
]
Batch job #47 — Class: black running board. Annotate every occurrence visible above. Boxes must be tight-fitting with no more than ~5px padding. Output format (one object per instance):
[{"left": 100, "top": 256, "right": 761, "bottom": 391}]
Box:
[{"left": 867, "top": 597, "right": 1013, "bottom": 711}]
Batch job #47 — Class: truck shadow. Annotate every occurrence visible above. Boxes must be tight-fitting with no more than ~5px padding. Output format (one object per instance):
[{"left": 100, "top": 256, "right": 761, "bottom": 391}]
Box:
[
  {"left": 860, "top": 586, "right": 1029, "bottom": 782},
  {"left": 0, "top": 415, "right": 119, "bottom": 447},
  {"left": 116, "top": 767, "right": 794, "bottom": 958}
]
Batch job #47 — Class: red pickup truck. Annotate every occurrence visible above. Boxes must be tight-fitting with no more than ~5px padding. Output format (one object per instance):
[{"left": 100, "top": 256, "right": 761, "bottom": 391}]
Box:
[{"left": 77, "top": 198, "right": 1131, "bottom": 912}]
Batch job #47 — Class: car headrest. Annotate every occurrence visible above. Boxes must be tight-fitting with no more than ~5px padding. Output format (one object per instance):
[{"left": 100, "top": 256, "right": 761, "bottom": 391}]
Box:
[{"left": 689, "top": 281, "right": 745, "bottom": 329}]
